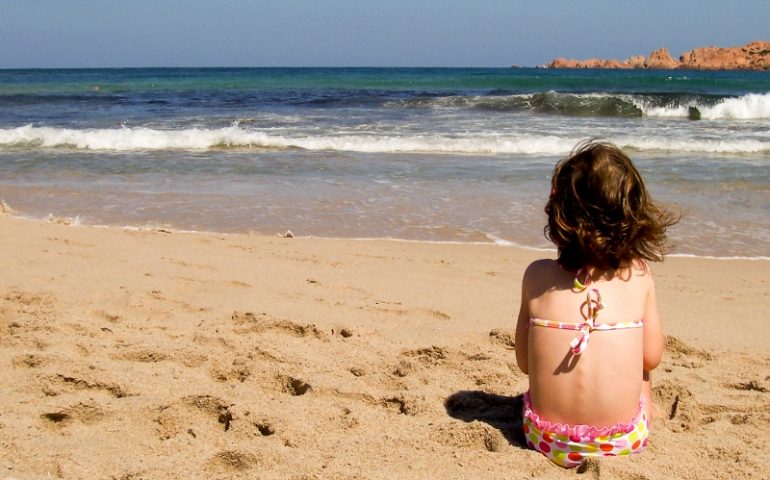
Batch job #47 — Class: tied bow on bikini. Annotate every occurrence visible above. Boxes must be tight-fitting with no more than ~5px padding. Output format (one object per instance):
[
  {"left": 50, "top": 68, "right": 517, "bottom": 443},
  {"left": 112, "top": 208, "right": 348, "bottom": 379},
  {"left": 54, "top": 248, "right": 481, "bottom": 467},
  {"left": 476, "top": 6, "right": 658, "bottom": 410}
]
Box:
[
  {"left": 529, "top": 269, "right": 640, "bottom": 356},
  {"left": 569, "top": 288, "right": 604, "bottom": 355}
]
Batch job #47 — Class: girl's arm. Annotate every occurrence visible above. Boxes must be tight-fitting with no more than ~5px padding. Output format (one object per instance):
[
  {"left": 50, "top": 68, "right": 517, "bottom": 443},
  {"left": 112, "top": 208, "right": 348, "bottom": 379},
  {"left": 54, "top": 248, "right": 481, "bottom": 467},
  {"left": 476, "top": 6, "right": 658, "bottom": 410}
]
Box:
[
  {"left": 514, "top": 267, "right": 531, "bottom": 375},
  {"left": 642, "top": 274, "right": 664, "bottom": 372}
]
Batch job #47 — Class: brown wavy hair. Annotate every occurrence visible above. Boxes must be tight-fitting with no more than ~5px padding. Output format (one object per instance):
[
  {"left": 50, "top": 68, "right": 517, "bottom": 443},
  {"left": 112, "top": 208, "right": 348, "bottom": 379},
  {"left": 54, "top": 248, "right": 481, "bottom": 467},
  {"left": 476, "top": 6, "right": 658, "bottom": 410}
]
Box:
[{"left": 545, "top": 140, "right": 678, "bottom": 272}]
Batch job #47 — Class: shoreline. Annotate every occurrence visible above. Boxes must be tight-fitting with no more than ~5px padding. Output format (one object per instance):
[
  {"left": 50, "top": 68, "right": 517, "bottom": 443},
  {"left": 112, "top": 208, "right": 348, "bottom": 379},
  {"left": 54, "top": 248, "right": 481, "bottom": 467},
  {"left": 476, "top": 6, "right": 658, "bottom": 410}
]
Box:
[{"left": 4, "top": 210, "right": 769, "bottom": 262}]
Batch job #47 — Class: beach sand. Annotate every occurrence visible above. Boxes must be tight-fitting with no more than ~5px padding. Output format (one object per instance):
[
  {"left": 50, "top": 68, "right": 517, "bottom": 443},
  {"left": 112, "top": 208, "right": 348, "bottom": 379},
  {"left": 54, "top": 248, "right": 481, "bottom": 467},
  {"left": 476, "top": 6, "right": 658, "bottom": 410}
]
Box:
[{"left": 0, "top": 214, "right": 768, "bottom": 479}]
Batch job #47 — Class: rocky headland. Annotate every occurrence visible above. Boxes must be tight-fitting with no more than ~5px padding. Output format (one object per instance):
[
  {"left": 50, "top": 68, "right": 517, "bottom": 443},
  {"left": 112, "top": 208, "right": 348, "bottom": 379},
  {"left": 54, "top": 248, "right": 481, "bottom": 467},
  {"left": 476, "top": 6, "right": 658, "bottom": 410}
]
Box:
[{"left": 547, "top": 41, "right": 770, "bottom": 70}]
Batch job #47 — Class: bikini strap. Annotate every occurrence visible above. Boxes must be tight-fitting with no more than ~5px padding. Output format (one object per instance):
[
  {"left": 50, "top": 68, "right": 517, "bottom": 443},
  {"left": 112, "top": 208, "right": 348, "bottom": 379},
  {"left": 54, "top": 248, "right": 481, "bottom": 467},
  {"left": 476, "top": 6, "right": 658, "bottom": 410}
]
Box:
[{"left": 569, "top": 288, "right": 604, "bottom": 355}]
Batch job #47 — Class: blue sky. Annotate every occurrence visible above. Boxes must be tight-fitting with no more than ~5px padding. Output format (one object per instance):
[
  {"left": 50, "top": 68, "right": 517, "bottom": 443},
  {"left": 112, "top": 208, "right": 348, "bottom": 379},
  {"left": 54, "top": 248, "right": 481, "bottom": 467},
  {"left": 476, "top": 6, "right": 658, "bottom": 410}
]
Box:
[{"left": 1, "top": 0, "right": 768, "bottom": 68}]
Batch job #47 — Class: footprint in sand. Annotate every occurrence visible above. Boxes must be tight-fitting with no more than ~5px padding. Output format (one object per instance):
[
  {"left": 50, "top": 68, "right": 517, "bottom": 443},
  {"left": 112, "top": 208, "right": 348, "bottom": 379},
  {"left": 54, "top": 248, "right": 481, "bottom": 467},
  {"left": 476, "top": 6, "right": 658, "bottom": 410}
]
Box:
[
  {"left": 209, "top": 355, "right": 253, "bottom": 383},
  {"left": 1, "top": 289, "right": 58, "bottom": 345},
  {"left": 203, "top": 450, "right": 261, "bottom": 473},
  {"left": 155, "top": 395, "right": 234, "bottom": 440},
  {"left": 179, "top": 351, "right": 209, "bottom": 368},
  {"left": 392, "top": 359, "right": 416, "bottom": 377},
  {"left": 11, "top": 353, "right": 48, "bottom": 368},
  {"left": 111, "top": 348, "right": 171, "bottom": 363},
  {"left": 378, "top": 394, "right": 425, "bottom": 416},
  {"left": 40, "top": 372, "right": 129, "bottom": 398},
  {"left": 385, "top": 346, "right": 452, "bottom": 381},
  {"left": 40, "top": 400, "right": 105, "bottom": 428},
  {"left": 489, "top": 329, "right": 516, "bottom": 349},
  {"left": 398, "top": 345, "right": 494, "bottom": 371},
  {"left": 231, "top": 311, "right": 328, "bottom": 340},
  {"left": 400, "top": 346, "right": 450, "bottom": 367},
  {"left": 324, "top": 389, "right": 424, "bottom": 417}
]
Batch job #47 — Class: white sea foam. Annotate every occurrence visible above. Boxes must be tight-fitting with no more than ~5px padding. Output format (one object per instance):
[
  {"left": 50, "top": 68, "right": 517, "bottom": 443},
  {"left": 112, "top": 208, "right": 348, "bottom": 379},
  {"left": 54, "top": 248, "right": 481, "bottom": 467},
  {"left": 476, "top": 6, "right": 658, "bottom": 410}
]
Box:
[
  {"left": 700, "top": 93, "right": 770, "bottom": 120},
  {"left": 643, "top": 92, "right": 770, "bottom": 120},
  {"left": 0, "top": 124, "right": 269, "bottom": 151},
  {"left": 617, "top": 136, "right": 770, "bottom": 154},
  {"left": 642, "top": 105, "right": 690, "bottom": 118},
  {"left": 1, "top": 124, "right": 768, "bottom": 155},
  {"left": 0, "top": 125, "right": 576, "bottom": 154}
]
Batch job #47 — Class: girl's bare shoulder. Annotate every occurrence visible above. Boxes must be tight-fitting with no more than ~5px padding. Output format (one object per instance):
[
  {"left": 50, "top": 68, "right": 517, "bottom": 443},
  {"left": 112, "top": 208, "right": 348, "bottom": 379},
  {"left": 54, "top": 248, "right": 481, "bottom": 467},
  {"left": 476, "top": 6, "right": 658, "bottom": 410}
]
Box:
[
  {"left": 525, "top": 258, "right": 562, "bottom": 273},
  {"left": 523, "top": 258, "right": 563, "bottom": 280},
  {"left": 523, "top": 259, "right": 571, "bottom": 295}
]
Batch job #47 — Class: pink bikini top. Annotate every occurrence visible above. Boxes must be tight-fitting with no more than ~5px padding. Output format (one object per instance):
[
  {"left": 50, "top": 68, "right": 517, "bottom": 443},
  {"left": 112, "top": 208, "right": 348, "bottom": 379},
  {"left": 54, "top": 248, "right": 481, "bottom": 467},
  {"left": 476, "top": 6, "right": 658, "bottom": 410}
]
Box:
[{"left": 529, "top": 270, "right": 643, "bottom": 355}]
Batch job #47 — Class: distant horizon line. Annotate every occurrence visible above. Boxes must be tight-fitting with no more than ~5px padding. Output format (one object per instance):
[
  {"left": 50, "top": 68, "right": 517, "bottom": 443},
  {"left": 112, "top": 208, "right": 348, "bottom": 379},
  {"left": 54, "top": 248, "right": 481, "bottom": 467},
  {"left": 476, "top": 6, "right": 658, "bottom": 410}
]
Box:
[{"left": 0, "top": 65, "right": 540, "bottom": 71}]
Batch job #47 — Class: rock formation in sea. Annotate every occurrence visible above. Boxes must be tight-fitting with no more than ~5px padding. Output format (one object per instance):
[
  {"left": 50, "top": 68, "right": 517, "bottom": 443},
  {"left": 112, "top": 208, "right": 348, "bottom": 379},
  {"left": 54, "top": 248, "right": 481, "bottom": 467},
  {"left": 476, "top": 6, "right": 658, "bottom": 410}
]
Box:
[
  {"left": 645, "top": 48, "right": 680, "bottom": 69},
  {"left": 546, "top": 41, "right": 770, "bottom": 70}
]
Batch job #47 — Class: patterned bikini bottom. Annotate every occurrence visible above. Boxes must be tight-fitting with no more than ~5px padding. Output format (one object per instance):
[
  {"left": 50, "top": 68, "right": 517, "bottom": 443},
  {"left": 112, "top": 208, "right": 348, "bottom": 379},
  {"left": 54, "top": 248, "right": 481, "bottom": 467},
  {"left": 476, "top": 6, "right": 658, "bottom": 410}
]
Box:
[{"left": 522, "top": 391, "right": 650, "bottom": 468}]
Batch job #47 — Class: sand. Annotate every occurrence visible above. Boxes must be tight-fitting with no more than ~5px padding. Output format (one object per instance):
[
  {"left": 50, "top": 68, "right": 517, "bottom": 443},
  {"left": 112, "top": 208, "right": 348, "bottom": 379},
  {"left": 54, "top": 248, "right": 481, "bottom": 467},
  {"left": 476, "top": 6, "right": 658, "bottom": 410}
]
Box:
[{"left": 0, "top": 214, "right": 768, "bottom": 480}]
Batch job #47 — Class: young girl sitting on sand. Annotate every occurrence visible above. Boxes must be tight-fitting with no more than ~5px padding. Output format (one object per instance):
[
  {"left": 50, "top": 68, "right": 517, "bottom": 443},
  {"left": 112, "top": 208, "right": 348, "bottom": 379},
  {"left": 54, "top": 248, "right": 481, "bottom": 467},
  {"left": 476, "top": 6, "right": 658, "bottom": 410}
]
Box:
[{"left": 515, "top": 140, "right": 677, "bottom": 468}]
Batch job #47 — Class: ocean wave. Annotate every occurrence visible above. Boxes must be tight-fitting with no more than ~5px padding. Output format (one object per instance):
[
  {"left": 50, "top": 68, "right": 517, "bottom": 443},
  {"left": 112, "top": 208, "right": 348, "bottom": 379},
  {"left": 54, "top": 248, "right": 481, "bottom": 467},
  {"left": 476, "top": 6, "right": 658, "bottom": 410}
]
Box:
[
  {"left": 0, "top": 125, "right": 768, "bottom": 155},
  {"left": 388, "top": 91, "right": 770, "bottom": 120},
  {"left": 388, "top": 92, "right": 645, "bottom": 117},
  {"left": 699, "top": 93, "right": 770, "bottom": 120},
  {"left": 641, "top": 92, "right": 770, "bottom": 120},
  {"left": 616, "top": 137, "right": 769, "bottom": 154},
  {"left": 0, "top": 125, "right": 576, "bottom": 154}
]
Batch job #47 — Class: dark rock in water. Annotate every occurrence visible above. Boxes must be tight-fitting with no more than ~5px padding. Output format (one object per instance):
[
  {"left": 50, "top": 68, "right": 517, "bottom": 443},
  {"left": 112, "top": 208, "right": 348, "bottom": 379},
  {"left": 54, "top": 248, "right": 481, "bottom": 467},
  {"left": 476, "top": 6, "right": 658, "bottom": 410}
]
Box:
[{"left": 688, "top": 106, "right": 701, "bottom": 120}]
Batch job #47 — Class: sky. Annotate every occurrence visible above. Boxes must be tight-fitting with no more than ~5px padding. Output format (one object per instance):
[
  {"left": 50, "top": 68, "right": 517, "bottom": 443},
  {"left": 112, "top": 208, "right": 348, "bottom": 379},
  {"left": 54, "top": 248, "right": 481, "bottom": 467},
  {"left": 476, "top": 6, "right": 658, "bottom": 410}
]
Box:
[{"left": 1, "top": 0, "right": 768, "bottom": 68}]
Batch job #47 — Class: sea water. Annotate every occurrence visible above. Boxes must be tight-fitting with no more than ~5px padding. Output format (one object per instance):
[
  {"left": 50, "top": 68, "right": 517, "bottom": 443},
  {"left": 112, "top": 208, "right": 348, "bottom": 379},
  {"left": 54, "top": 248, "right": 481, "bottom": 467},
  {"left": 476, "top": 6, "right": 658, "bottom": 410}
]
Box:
[{"left": 0, "top": 68, "right": 768, "bottom": 257}]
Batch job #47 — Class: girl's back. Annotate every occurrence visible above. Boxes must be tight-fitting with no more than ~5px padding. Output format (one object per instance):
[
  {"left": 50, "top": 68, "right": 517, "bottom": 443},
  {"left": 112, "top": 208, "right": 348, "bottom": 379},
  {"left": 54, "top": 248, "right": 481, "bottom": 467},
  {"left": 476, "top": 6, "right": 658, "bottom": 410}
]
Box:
[{"left": 524, "top": 259, "right": 651, "bottom": 427}]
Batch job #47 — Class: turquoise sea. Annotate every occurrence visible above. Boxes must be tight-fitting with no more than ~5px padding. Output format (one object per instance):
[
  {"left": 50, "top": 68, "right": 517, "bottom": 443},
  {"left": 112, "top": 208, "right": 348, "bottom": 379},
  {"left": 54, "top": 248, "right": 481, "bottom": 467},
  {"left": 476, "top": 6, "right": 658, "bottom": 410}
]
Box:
[{"left": 0, "top": 68, "right": 768, "bottom": 257}]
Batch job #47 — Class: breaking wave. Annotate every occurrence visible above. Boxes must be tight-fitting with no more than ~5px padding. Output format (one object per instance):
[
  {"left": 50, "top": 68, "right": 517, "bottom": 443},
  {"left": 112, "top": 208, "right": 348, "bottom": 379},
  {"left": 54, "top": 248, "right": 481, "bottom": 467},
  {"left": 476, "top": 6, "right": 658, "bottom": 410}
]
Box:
[
  {"left": 643, "top": 92, "right": 770, "bottom": 119},
  {"left": 388, "top": 91, "right": 770, "bottom": 120},
  {"left": 0, "top": 125, "right": 575, "bottom": 154},
  {"left": 389, "top": 92, "right": 645, "bottom": 117},
  {"left": 1, "top": 124, "right": 768, "bottom": 155}
]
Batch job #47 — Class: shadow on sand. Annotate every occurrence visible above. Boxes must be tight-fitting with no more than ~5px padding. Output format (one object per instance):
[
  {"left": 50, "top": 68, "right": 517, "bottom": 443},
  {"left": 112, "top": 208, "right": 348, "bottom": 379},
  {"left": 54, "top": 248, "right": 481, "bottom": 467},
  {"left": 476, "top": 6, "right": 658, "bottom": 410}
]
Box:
[{"left": 444, "top": 390, "right": 527, "bottom": 449}]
